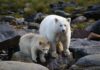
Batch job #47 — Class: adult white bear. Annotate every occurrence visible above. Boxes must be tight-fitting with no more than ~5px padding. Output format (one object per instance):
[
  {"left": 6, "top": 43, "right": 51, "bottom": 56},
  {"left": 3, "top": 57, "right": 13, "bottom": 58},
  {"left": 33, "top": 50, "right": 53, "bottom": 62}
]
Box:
[
  {"left": 19, "top": 33, "right": 50, "bottom": 63},
  {"left": 39, "top": 15, "right": 71, "bottom": 58}
]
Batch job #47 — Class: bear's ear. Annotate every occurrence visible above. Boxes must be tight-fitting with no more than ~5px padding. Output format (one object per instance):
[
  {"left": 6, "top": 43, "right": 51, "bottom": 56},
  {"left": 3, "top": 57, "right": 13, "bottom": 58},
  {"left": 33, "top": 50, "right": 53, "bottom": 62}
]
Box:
[
  {"left": 55, "top": 18, "right": 58, "bottom": 22},
  {"left": 66, "top": 18, "right": 71, "bottom": 23}
]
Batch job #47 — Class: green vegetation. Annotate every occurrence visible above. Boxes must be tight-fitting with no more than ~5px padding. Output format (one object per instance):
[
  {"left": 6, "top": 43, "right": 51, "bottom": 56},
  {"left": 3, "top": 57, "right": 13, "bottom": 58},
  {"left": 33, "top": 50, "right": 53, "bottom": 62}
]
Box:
[
  {"left": 0, "top": 0, "right": 100, "bottom": 15},
  {"left": 64, "top": 6, "right": 76, "bottom": 13},
  {"left": 75, "top": 0, "right": 100, "bottom": 7},
  {"left": 72, "top": 23, "right": 88, "bottom": 30},
  {"left": 0, "top": 0, "right": 99, "bottom": 30}
]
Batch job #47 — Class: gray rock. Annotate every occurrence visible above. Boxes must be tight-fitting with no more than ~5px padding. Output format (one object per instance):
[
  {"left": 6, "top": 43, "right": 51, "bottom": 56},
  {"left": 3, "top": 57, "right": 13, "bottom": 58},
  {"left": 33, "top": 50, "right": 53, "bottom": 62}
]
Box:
[
  {"left": 47, "top": 54, "right": 74, "bottom": 70},
  {"left": 34, "top": 12, "right": 46, "bottom": 23},
  {"left": 11, "top": 51, "right": 33, "bottom": 63},
  {"left": 83, "top": 5, "right": 100, "bottom": 20},
  {"left": 54, "top": 10, "right": 71, "bottom": 18},
  {"left": 0, "top": 16, "right": 15, "bottom": 22},
  {"left": 0, "top": 61, "right": 49, "bottom": 70},
  {"left": 85, "top": 20, "right": 100, "bottom": 34},
  {"left": 0, "top": 23, "right": 20, "bottom": 52},
  {"left": 70, "top": 65, "right": 100, "bottom": 70},
  {"left": 72, "top": 16, "right": 87, "bottom": 24},
  {"left": 0, "top": 23, "right": 20, "bottom": 60},
  {"left": 85, "top": 23, "right": 94, "bottom": 32},
  {"left": 70, "top": 38, "right": 100, "bottom": 59},
  {"left": 70, "top": 54, "right": 100, "bottom": 70},
  {"left": 27, "top": 22, "right": 40, "bottom": 29},
  {"left": 75, "top": 54, "right": 100, "bottom": 66},
  {"left": 0, "top": 23, "right": 18, "bottom": 42},
  {"left": 15, "top": 18, "right": 25, "bottom": 25},
  {"left": 12, "top": 50, "right": 73, "bottom": 70}
]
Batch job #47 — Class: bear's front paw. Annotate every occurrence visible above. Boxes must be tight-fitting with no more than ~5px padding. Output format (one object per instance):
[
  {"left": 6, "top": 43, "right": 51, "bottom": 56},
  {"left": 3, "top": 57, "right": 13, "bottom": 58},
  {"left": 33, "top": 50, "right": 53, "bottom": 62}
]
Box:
[
  {"left": 40, "top": 57, "right": 46, "bottom": 63},
  {"left": 63, "top": 51, "right": 73, "bottom": 60},
  {"left": 62, "top": 51, "right": 71, "bottom": 56},
  {"left": 63, "top": 49, "right": 71, "bottom": 57},
  {"left": 51, "top": 51, "right": 58, "bottom": 58},
  {"left": 63, "top": 52, "right": 69, "bottom": 57}
]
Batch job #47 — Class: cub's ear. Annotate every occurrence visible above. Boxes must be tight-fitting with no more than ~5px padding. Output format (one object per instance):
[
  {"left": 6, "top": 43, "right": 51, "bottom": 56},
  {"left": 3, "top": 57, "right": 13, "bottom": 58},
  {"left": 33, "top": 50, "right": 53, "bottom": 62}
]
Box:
[
  {"left": 67, "top": 18, "right": 71, "bottom": 23},
  {"left": 47, "top": 41, "right": 50, "bottom": 44},
  {"left": 55, "top": 18, "right": 58, "bottom": 22}
]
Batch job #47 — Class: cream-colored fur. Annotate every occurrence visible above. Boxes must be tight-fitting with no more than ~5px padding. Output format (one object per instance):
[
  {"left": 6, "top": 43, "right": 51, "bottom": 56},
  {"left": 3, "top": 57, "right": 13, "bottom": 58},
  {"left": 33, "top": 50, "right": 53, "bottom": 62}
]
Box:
[
  {"left": 39, "top": 15, "right": 71, "bottom": 58},
  {"left": 19, "top": 33, "right": 50, "bottom": 62}
]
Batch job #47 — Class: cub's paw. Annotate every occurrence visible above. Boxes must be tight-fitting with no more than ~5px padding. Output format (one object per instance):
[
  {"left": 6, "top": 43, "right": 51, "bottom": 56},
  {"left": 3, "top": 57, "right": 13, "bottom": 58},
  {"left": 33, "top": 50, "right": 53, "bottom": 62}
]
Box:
[
  {"left": 51, "top": 51, "right": 58, "bottom": 58},
  {"left": 32, "top": 59, "right": 37, "bottom": 63},
  {"left": 40, "top": 57, "right": 46, "bottom": 63}
]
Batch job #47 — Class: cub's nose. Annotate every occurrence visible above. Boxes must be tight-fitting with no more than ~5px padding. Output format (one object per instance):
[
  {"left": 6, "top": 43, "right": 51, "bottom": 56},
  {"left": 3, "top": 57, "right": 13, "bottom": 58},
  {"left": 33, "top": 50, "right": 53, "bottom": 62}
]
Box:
[{"left": 62, "top": 30, "right": 65, "bottom": 32}]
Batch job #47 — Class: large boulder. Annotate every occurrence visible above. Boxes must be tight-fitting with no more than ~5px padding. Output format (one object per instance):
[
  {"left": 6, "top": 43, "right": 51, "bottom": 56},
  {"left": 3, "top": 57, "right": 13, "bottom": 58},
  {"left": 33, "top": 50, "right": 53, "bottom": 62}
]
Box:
[
  {"left": 0, "top": 23, "right": 18, "bottom": 42},
  {"left": 0, "top": 16, "right": 15, "bottom": 22},
  {"left": 70, "top": 38, "right": 100, "bottom": 59},
  {"left": 70, "top": 54, "right": 100, "bottom": 70},
  {"left": 47, "top": 55, "right": 69, "bottom": 70},
  {"left": 0, "top": 23, "right": 20, "bottom": 60},
  {"left": 85, "top": 20, "right": 100, "bottom": 35},
  {"left": 11, "top": 51, "right": 73, "bottom": 70},
  {"left": 47, "top": 53, "right": 74, "bottom": 70},
  {"left": 0, "top": 61, "right": 49, "bottom": 70}
]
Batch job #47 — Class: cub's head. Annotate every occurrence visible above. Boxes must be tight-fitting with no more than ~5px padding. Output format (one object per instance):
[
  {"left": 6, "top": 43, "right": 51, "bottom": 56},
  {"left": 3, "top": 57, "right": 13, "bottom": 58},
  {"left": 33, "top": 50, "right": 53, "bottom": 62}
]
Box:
[
  {"left": 37, "top": 37, "right": 50, "bottom": 54},
  {"left": 54, "top": 17, "right": 71, "bottom": 33}
]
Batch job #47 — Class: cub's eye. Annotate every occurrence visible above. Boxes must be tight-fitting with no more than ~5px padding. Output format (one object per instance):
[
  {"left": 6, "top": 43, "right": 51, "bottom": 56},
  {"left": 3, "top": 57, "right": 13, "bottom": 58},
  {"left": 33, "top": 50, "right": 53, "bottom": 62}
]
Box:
[
  {"left": 60, "top": 24, "right": 62, "bottom": 27},
  {"left": 39, "top": 41, "right": 42, "bottom": 45},
  {"left": 39, "top": 41, "right": 43, "bottom": 45},
  {"left": 64, "top": 24, "right": 66, "bottom": 26}
]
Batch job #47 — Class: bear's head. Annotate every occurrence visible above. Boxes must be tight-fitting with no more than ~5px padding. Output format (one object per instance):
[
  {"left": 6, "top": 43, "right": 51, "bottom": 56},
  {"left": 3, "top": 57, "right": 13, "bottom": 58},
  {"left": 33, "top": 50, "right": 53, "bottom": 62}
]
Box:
[
  {"left": 37, "top": 38, "right": 50, "bottom": 54},
  {"left": 54, "top": 17, "right": 71, "bottom": 33}
]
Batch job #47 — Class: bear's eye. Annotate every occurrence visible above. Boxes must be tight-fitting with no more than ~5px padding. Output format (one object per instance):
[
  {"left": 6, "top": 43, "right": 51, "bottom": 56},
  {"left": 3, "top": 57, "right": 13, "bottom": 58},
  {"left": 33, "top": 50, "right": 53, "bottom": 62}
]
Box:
[{"left": 60, "top": 24, "right": 62, "bottom": 27}]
